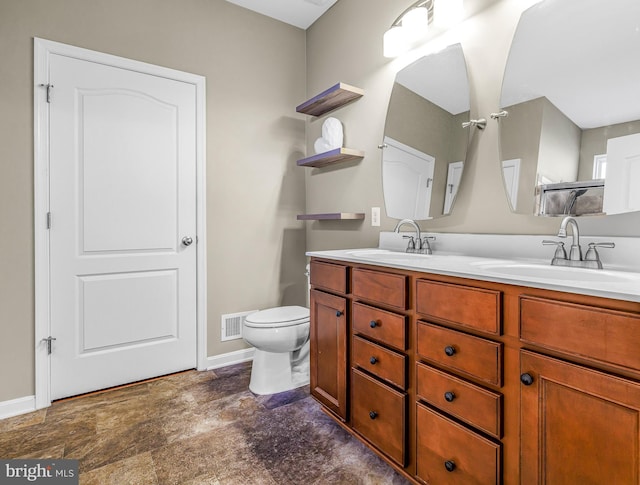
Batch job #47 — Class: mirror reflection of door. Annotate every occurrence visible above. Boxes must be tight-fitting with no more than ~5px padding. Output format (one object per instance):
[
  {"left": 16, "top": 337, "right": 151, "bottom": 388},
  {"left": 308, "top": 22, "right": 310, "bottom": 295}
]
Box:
[
  {"left": 501, "top": 159, "right": 521, "bottom": 212},
  {"left": 382, "top": 137, "right": 435, "bottom": 220},
  {"left": 603, "top": 133, "right": 640, "bottom": 214},
  {"left": 444, "top": 161, "right": 464, "bottom": 214}
]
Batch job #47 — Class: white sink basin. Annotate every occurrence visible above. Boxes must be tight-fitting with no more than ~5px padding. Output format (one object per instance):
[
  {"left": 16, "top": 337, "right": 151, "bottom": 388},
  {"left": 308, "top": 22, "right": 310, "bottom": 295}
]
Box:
[{"left": 474, "top": 262, "right": 635, "bottom": 283}]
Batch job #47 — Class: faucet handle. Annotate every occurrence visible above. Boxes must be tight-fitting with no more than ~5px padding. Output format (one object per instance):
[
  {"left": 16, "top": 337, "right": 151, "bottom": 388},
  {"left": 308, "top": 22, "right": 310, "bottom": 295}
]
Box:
[
  {"left": 542, "top": 240, "right": 567, "bottom": 260},
  {"left": 585, "top": 242, "right": 615, "bottom": 262},
  {"left": 420, "top": 236, "right": 436, "bottom": 255},
  {"left": 403, "top": 235, "right": 416, "bottom": 252}
]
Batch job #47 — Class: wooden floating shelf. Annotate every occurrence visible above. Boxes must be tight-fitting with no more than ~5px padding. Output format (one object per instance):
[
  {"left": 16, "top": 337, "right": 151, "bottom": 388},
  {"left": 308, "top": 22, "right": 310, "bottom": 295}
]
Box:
[
  {"left": 297, "top": 213, "right": 365, "bottom": 221},
  {"left": 296, "top": 82, "right": 364, "bottom": 117},
  {"left": 297, "top": 147, "right": 365, "bottom": 168}
]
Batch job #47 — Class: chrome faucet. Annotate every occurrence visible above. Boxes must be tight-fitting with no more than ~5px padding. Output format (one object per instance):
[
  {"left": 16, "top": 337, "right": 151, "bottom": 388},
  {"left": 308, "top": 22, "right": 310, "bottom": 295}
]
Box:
[
  {"left": 557, "top": 216, "right": 582, "bottom": 261},
  {"left": 394, "top": 219, "right": 421, "bottom": 253},
  {"left": 542, "top": 216, "right": 615, "bottom": 269},
  {"left": 394, "top": 219, "right": 435, "bottom": 254}
]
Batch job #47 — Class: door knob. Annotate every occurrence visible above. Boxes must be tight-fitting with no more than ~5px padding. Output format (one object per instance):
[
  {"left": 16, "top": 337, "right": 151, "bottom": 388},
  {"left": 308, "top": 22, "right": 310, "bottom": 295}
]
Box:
[{"left": 182, "top": 236, "right": 193, "bottom": 247}]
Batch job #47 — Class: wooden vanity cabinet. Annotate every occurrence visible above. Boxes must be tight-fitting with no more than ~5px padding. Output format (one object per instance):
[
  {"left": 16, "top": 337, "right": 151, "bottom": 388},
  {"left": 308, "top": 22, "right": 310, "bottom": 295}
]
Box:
[
  {"left": 309, "top": 261, "right": 349, "bottom": 421},
  {"left": 520, "top": 350, "right": 640, "bottom": 484},
  {"left": 309, "top": 256, "right": 640, "bottom": 484},
  {"left": 415, "top": 277, "right": 504, "bottom": 484},
  {"left": 350, "top": 267, "right": 410, "bottom": 468},
  {"left": 519, "top": 295, "right": 640, "bottom": 485}
]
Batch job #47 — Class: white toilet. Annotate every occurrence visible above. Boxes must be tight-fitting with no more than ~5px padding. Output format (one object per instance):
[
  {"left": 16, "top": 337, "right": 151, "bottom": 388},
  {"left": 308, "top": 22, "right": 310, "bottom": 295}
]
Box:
[{"left": 243, "top": 305, "right": 311, "bottom": 395}]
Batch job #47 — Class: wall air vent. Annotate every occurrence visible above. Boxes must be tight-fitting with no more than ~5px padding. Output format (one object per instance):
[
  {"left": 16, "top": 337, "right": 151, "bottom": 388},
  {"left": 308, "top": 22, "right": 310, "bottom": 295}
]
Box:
[{"left": 221, "top": 310, "right": 256, "bottom": 341}]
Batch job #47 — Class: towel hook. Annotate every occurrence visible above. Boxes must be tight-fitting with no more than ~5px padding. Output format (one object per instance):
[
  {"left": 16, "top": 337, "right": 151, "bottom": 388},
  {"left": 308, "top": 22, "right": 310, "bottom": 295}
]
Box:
[{"left": 462, "top": 118, "right": 487, "bottom": 130}]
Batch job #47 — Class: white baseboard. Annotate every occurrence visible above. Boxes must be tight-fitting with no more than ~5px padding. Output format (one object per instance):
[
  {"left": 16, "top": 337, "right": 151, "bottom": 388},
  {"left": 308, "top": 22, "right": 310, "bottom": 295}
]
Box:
[
  {"left": 205, "top": 347, "right": 255, "bottom": 370},
  {"left": 0, "top": 395, "right": 37, "bottom": 420}
]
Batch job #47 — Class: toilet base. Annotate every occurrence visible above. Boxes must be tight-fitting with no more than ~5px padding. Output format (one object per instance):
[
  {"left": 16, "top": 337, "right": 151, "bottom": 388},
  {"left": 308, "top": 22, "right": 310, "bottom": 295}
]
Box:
[{"left": 249, "top": 346, "right": 310, "bottom": 395}]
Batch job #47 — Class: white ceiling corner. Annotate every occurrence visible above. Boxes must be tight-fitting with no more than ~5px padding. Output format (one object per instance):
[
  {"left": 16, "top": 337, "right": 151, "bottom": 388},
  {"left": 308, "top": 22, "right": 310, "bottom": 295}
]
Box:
[{"left": 225, "top": 0, "right": 339, "bottom": 29}]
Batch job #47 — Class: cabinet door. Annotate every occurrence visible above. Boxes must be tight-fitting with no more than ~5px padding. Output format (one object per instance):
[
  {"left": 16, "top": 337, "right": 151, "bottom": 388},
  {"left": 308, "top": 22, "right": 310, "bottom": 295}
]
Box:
[
  {"left": 520, "top": 350, "right": 640, "bottom": 484},
  {"left": 310, "top": 289, "right": 348, "bottom": 421}
]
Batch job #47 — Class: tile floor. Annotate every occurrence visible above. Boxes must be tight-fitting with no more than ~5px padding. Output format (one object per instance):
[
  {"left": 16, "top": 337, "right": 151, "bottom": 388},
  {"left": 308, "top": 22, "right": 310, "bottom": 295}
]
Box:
[{"left": 0, "top": 363, "right": 410, "bottom": 484}]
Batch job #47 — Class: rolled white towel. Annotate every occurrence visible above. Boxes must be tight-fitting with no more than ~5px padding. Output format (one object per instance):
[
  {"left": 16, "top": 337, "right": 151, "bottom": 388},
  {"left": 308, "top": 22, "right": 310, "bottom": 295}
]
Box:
[
  {"left": 314, "top": 137, "right": 332, "bottom": 154},
  {"left": 322, "top": 117, "right": 343, "bottom": 149}
]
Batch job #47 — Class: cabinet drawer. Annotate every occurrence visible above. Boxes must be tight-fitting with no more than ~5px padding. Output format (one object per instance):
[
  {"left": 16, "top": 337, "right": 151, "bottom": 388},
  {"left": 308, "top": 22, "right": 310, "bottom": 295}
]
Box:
[
  {"left": 353, "top": 335, "right": 406, "bottom": 390},
  {"left": 353, "top": 302, "right": 407, "bottom": 351},
  {"left": 310, "top": 260, "right": 347, "bottom": 294},
  {"left": 352, "top": 368, "right": 406, "bottom": 466},
  {"left": 416, "top": 279, "right": 502, "bottom": 335},
  {"left": 416, "top": 363, "right": 502, "bottom": 438},
  {"left": 416, "top": 403, "right": 501, "bottom": 485},
  {"left": 352, "top": 268, "right": 407, "bottom": 310},
  {"left": 521, "top": 296, "right": 640, "bottom": 372},
  {"left": 417, "top": 321, "right": 503, "bottom": 386}
]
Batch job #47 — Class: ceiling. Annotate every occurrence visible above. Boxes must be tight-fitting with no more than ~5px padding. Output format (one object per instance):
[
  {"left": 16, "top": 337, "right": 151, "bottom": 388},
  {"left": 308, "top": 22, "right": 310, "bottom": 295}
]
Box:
[{"left": 225, "top": 0, "right": 339, "bottom": 29}]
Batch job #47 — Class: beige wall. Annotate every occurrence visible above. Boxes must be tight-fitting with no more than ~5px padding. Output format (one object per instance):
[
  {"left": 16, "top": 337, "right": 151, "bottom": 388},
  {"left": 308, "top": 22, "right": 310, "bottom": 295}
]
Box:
[
  {"left": 501, "top": 98, "right": 544, "bottom": 214},
  {"left": 538, "top": 97, "right": 581, "bottom": 184},
  {"left": 304, "top": 0, "right": 640, "bottom": 250},
  {"left": 0, "top": 0, "right": 306, "bottom": 402}
]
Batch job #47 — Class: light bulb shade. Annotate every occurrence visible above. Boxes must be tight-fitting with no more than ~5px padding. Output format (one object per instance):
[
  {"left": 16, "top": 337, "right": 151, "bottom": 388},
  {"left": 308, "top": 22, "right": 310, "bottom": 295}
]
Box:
[
  {"left": 401, "top": 6, "right": 429, "bottom": 41},
  {"left": 434, "top": 0, "right": 464, "bottom": 28},
  {"left": 383, "top": 26, "right": 410, "bottom": 58}
]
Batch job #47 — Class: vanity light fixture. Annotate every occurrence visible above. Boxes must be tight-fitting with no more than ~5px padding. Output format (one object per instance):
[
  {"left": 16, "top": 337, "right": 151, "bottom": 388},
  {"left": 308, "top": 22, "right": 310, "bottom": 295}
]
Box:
[{"left": 383, "top": 0, "right": 464, "bottom": 58}]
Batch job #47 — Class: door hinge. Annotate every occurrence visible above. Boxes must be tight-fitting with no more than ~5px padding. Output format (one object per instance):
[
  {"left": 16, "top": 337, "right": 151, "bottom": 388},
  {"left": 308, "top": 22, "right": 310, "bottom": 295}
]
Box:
[
  {"left": 39, "top": 83, "right": 54, "bottom": 103},
  {"left": 46, "top": 212, "right": 51, "bottom": 229},
  {"left": 42, "top": 336, "right": 57, "bottom": 355}
]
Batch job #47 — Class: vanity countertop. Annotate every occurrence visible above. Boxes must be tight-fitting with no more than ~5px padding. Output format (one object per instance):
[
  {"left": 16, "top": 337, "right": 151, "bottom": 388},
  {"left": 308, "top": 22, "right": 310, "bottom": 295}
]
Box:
[{"left": 306, "top": 247, "right": 640, "bottom": 303}]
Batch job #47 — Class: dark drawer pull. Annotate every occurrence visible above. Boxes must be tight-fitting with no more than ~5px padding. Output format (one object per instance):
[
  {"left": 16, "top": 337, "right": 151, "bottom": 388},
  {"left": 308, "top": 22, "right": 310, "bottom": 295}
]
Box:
[
  {"left": 444, "top": 391, "right": 456, "bottom": 402},
  {"left": 336, "top": 310, "right": 343, "bottom": 317},
  {"left": 444, "top": 345, "right": 456, "bottom": 356},
  {"left": 369, "top": 320, "right": 377, "bottom": 328},
  {"left": 369, "top": 356, "right": 378, "bottom": 365},
  {"left": 444, "top": 460, "right": 456, "bottom": 472},
  {"left": 520, "top": 373, "right": 534, "bottom": 386},
  {"left": 369, "top": 411, "right": 378, "bottom": 420}
]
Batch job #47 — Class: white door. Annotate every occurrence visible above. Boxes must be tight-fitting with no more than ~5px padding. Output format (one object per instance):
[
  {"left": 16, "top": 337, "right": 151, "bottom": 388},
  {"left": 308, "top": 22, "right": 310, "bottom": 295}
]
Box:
[
  {"left": 603, "top": 133, "right": 640, "bottom": 214},
  {"left": 501, "top": 158, "right": 521, "bottom": 212},
  {"left": 382, "top": 137, "right": 435, "bottom": 220},
  {"left": 48, "top": 54, "right": 198, "bottom": 399},
  {"left": 443, "top": 161, "right": 464, "bottom": 215}
]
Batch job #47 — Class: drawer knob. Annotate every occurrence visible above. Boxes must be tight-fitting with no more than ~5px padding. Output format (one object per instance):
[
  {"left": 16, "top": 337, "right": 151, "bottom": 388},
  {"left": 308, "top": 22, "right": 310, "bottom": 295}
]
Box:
[
  {"left": 336, "top": 310, "right": 343, "bottom": 317},
  {"left": 444, "top": 345, "right": 456, "bottom": 356},
  {"left": 369, "top": 411, "right": 378, "bottom": 420},
  {"left": 444, "top": 460, "right": 456, "bottom": 472},
  {"left": 369, "top": 356, "right": 378, "bottom": 365},
  {"left": 444, "top": 391, "right": 456, "bottom": 402},
  {"left": 520, "top": 373, "right": 534, "bottom": 386},
  {"left": 369, "top": 320, "right": 378, "bottom": 328}
]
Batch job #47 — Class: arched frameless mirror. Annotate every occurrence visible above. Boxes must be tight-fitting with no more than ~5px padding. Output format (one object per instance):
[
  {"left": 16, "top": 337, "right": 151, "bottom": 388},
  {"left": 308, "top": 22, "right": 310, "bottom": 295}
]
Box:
[
  {"left": 382, "top": 43, "right": 470, "bottom": 220},
  {"left": 499, "top": 0, "right": 640, "bottom": 217}
]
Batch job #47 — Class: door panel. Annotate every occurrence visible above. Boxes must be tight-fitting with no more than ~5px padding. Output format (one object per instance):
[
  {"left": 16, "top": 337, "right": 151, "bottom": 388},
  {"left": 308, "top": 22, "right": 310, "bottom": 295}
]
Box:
[
  {"left": 49, "top": 53, "right": 197, "bottom": 399},
  {"left": 80, "top": 270, "right": 178, "bottom": 351},
  {"left": 81, "top": 90, "right": 178, "bottom": 252}
]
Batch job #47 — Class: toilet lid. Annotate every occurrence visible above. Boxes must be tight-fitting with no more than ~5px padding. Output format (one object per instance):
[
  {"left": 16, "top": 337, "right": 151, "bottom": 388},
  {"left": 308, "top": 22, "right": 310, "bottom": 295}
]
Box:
[{"left": 244, "top": 306, "right": 310, "bottom": 328}]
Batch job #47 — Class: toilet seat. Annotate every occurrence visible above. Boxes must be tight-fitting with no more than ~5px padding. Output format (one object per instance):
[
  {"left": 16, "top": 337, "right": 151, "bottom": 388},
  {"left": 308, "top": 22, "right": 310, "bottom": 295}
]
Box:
[{"left": 244, "top": 306, "right": 310, "bottom": 328}]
